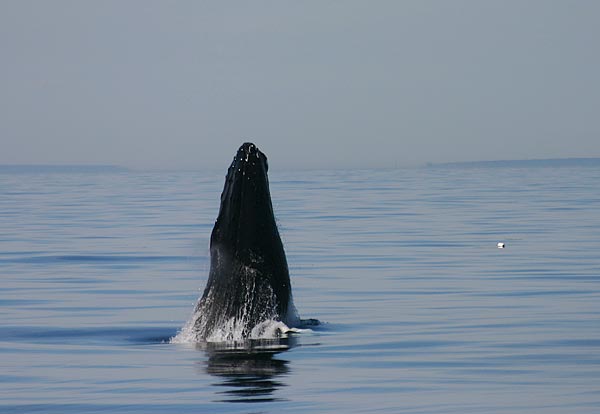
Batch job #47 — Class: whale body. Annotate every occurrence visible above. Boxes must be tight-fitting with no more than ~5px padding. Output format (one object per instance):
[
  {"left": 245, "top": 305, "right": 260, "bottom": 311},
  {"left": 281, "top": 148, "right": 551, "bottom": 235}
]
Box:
[{"left": 188, "top": 142, "right": 298, "bottom": 341}]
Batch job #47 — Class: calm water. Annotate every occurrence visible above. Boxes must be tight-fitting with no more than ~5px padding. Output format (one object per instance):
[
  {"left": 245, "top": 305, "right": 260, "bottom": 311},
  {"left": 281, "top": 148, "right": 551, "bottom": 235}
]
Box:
[{"left": 1, "top": 166, "right": 599, "bottom": 413}]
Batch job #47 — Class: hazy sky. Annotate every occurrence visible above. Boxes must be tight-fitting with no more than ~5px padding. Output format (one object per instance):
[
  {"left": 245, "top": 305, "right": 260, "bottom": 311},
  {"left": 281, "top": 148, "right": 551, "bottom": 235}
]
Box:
[{"left": 1, "top": 1, "right": 599, "bottom": 170}]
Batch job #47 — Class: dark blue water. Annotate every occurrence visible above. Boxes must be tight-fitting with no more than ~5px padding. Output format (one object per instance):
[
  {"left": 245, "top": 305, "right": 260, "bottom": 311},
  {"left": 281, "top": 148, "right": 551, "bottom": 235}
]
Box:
[{"left": 1, "top": 166, "right": 599, "bottom": 413}]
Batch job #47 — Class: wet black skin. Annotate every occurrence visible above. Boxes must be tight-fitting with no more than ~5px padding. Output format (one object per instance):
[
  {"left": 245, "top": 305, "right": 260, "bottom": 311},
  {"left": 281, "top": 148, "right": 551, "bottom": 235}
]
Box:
[{"left": 193, "top": 143, "right": 293, "bottom": 338}]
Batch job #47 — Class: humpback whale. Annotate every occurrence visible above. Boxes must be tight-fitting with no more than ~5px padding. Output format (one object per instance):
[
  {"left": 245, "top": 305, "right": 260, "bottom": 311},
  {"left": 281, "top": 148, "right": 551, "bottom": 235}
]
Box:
[{"left": 184, "top": 142, "right": 299, "bottom": 341}]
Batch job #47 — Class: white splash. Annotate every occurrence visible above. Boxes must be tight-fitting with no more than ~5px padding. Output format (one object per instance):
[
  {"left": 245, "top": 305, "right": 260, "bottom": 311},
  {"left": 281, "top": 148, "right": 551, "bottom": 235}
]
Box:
[
  {"left": 170, "top": 267, "right": 301, "bottom": 344},
  {"left": 170, "top": 316, "right": 293, "bottom": 344}
]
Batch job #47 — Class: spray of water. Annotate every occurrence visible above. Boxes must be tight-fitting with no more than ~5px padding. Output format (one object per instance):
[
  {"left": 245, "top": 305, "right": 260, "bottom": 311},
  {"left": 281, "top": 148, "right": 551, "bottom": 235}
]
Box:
[{"left": 170, "top": 264, "right": 300, "bottom": 344}]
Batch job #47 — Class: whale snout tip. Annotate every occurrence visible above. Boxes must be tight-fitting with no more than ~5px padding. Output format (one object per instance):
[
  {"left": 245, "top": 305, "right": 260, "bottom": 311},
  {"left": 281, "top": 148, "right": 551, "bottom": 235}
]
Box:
[
  {"left": 239, "top": 142, "right": 258, "bottom": 156},
  {"left": 234, "top": 142, "right": 267, "bottom": 167}
]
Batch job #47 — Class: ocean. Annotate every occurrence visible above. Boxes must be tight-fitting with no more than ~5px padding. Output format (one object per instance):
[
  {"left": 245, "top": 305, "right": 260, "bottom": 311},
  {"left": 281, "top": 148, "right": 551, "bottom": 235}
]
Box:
[{"left": 1, "top": 165, "right": 599, "bottom": 413}]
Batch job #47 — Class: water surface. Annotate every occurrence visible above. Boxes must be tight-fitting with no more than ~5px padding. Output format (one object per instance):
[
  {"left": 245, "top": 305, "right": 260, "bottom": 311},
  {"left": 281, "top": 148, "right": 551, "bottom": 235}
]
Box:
[{"left": 1, "top": 166, "right": 599, "bottom": 413}]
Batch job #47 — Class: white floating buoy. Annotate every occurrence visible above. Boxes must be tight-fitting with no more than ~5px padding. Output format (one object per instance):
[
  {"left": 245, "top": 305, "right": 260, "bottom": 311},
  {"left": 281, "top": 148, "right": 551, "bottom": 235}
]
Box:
[{"left": 497, "top": 242, "right": 505, "bottom": 249}]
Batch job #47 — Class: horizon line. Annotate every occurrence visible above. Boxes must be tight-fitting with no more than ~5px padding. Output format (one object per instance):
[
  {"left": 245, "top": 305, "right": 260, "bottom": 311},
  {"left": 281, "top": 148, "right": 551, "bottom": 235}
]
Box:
[{"left": 2, "top": 156, "right": 600, "bottom": 173}]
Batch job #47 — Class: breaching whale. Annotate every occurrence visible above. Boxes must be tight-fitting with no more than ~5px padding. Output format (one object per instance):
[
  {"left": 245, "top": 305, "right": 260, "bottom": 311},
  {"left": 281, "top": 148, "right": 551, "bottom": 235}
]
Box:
[{"left": 184, "top": 142, "right": 299, "bottom": 341}]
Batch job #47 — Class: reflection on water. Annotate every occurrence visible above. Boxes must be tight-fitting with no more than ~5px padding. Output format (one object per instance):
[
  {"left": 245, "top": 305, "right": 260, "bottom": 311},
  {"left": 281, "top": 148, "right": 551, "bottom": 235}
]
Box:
[
  {"left": 199, "top": 338, "right": 295, "bottom": 403},
  {"left": 206, "top": 353, "right": 290, "bottom": 403}
]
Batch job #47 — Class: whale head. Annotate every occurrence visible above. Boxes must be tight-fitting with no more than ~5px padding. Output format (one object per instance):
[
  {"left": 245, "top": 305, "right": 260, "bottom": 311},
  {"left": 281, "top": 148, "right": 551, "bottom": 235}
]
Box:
[{"left": 213, "top": 142, "right": 275, "bottom": 251}]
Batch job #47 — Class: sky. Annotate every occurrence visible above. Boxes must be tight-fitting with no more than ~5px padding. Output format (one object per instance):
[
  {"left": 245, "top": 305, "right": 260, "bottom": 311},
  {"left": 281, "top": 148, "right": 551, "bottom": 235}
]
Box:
[{"left": 1, "top": 1, "right": 599, "bottom": 170}]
